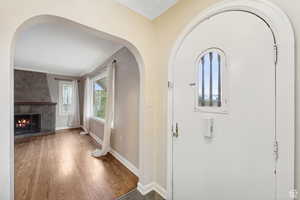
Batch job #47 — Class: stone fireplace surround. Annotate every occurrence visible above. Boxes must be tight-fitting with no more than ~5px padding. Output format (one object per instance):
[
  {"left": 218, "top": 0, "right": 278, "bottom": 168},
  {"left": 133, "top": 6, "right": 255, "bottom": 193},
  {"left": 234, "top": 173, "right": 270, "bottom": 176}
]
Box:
[
  {"left": 14, "top": 102, "right": 56, "bottom": 136},
  {"left": 14, "top": 70, "right": 57, "bottom": 137}
]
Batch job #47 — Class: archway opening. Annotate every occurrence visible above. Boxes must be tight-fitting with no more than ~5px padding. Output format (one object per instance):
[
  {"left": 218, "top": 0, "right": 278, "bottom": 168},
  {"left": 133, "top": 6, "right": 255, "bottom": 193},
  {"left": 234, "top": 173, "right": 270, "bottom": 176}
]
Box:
[{"left": 12, "top": 15, "right": 145, "bottom": 199}]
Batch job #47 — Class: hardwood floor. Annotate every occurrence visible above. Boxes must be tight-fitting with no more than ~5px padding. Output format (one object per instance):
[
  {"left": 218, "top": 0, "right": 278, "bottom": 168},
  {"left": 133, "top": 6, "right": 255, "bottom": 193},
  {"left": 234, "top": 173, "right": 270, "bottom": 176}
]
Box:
[{"left": 15, "top": 129, "right": 138, "bottom": 200}]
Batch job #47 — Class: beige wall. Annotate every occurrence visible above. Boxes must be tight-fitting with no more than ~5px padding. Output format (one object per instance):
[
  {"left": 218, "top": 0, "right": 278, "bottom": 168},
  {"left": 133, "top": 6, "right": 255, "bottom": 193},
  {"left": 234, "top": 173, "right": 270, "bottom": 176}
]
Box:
[
  {"left": 153, "top": 0, "right": 300, "bottom": 190},
  {"left": 87, "top": 47, "right": 140, "bottom": 168},
  {"left": 0, "top": 1, "right": 158, "bottom": 198},
  {"left": 1, "top": 0, "right": 300, "bottom": 199}
]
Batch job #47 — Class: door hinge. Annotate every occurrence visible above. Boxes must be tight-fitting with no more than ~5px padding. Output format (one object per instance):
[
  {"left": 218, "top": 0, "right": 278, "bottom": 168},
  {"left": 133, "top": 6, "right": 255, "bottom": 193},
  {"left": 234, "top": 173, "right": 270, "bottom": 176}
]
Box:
[
  {"left": 289, "top": 189, "right": 298, "bottom": 199},
  {"left": 274, "top": 44, "right": 278, "bottom": 65},
  {"left": 168, "top": 81, "right": 173, "bottom": 89},
  {"left": 273, "top": 140, "right": 279, "bottom": 161}
]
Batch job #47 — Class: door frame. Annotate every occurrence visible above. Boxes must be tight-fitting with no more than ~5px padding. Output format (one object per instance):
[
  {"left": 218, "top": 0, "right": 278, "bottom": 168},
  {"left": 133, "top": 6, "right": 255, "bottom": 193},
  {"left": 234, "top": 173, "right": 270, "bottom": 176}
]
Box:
[{"left": 167, "top": 0, "right": 295, "bottom": 199}]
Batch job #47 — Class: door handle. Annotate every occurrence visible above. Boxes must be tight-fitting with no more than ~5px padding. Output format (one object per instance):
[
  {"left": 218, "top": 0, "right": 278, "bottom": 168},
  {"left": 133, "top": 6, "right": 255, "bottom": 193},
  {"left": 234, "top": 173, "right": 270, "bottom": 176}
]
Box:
[{"left": 173, "top": 123, "right": 179, "bottom": 138}]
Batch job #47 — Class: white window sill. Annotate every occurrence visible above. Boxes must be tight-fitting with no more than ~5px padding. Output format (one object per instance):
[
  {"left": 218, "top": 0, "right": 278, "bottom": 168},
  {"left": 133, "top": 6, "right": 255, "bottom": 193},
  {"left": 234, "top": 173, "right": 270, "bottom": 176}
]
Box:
[
  {"left": 90, "top": 117, "right": 105, "bottom": 124},
  {"left": 90, "top": 117, "right": 115, "bottom": 133}
]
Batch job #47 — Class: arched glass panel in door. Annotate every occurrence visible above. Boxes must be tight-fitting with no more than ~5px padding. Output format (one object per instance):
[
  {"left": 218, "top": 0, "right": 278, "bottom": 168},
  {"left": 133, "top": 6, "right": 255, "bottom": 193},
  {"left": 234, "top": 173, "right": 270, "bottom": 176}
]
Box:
[{"left": 197, "top": 49, "right": 227, "bottom": 113}]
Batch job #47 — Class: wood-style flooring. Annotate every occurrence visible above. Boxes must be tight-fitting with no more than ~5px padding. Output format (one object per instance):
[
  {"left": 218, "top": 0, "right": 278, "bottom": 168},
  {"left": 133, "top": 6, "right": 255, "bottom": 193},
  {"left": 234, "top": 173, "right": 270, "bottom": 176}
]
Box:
[{"left": 15, "top": 129, "right": 138, "bottom": 200}]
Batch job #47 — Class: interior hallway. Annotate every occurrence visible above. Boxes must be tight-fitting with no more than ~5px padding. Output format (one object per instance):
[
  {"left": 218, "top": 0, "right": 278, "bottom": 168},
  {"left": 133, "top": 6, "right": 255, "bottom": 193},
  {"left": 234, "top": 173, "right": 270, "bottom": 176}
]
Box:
[{"left": 14, "top": 129, "right": 138, "bottom": 200}]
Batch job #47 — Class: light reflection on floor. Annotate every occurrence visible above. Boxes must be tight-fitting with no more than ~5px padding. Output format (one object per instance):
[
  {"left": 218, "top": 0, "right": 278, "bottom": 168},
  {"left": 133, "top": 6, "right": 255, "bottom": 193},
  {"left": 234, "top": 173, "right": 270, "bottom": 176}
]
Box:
[{"left": 14, "top": 129, "right": 138, "bottom": 200}]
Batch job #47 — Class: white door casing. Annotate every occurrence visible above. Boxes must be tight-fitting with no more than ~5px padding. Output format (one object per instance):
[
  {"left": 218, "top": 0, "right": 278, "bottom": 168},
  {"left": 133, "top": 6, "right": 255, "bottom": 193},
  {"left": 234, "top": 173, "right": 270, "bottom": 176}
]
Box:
[{"left": 167, "top": 0, "right": 295, "bottom": 199}]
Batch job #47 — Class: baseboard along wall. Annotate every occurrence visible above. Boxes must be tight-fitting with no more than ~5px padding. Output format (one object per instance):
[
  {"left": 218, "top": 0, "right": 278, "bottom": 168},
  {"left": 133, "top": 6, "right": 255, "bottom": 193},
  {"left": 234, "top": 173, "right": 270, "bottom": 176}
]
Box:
[
  {"left": 55, "top": 126, "right": 82, "bottom": 131},
  {"left": 88, "top": 132, "right": 139, "bottom": 176},
  {"left": 88, "top": 131, "right": 166, "bottom": 198},
  {"left": 137, "top": 182, "right": 167, "bottom": 199}
]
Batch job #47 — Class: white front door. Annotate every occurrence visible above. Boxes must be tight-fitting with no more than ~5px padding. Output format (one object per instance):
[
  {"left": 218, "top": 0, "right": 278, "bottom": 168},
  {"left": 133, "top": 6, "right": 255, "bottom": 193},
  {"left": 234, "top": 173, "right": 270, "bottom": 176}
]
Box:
[{"left": 173, "top": 11, "right": 277, "bottom": 200}]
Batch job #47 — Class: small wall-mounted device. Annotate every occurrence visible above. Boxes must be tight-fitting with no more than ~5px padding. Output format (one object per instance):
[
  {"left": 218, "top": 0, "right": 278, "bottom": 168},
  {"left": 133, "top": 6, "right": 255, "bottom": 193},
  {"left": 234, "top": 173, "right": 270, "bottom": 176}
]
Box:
[{"left": 203, "top": 118, "right": 214, "bottom": 139}]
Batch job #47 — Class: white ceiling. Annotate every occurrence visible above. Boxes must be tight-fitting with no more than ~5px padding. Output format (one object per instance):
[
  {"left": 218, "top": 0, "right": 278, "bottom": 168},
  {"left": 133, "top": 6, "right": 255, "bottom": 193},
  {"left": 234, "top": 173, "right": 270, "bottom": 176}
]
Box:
[
  {"left": 14, "top": 20, "right": 123, "bottom": 77},
  {"left": 114, "top": 0, "right": 178, "bottom": 20}
]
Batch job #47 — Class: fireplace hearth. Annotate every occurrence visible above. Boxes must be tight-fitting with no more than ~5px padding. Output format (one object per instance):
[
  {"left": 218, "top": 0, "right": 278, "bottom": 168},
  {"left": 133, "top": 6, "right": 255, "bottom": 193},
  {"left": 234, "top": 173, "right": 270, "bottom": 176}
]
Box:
[{"left": 15, "top": 114, "right": 41, "bottom": 135}]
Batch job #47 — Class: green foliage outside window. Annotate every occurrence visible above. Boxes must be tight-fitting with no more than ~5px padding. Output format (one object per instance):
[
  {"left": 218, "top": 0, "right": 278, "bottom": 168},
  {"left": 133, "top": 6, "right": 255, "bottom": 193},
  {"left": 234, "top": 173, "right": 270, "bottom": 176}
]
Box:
[{"left": 93, "top": 77, "right": 107, "bottom": 119}]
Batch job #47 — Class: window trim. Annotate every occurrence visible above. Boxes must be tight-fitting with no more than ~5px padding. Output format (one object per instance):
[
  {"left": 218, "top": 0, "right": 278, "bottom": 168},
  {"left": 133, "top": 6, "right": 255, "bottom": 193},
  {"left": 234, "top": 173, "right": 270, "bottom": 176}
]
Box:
[
  {"left": 91, "top": 71, "right": 108, "bottom": 121},
  {"left": 58, "top": 81, "right": 73, "bottom": 116},
  {"left": 194, "top": 48, "right": 228, "bottom": 114}
]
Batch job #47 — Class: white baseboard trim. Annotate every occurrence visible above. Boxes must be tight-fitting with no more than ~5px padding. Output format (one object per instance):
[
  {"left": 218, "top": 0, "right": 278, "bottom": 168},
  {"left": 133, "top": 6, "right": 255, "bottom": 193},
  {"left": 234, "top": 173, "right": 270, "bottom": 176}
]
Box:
[
  {"left": 137, "top": 182, "right": 155, "bottom": 196},
  {"left": 88, "top": 132, "right": 139, "bottom": 177},
  {"left": 89, "top": 132, "right": 165, "bottom": 198},
  {"left": 153, "top": 183, "right": 167, "bottom": 199},
  {"left": 137, "top": 182, "right": 167, "bottom": 199},
  {"left": 55, "top": 126, "right": 81, "bottom": 131},
  {"left": 110, "top": 149, "right": 139, "bottom": 176}
]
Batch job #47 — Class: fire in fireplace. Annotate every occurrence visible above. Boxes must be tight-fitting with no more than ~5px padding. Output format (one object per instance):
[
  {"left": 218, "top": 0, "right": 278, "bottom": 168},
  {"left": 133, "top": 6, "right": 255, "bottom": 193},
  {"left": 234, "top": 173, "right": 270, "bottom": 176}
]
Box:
[
  {"left": 15, "top": 114, "right": 41, "bottom": 135},
  {"left": 16, "top": 119, "right": 31, "bottom": 128}
]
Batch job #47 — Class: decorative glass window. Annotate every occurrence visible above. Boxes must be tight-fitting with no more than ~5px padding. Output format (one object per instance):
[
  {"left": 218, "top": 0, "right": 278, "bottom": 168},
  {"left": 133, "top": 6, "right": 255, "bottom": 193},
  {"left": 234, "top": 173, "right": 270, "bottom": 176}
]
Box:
[
  {"left": 92, "top": 75, "right": 107, "bottom": 120},
  {"left": 197, "top": 49, "right": 227, "bottom": 112},
  {"left": 59, "top": 81, "right": 73, "bottom": 115}
]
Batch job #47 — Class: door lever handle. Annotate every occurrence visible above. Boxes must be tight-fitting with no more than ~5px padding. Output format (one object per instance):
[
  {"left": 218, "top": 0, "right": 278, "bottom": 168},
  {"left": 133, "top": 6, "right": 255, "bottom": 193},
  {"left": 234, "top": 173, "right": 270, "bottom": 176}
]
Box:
[{"left": 173, "top": 123, "right": 179, "bottom": 138}]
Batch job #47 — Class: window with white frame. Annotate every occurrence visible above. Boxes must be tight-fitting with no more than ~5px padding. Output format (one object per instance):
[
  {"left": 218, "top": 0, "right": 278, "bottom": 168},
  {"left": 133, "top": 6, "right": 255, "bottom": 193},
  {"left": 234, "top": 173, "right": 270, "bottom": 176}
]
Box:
[
  {"left": 197, "top": 49, "right": 227, "bottom": 112},
  {"left": 92, "top": 73, "right": 107, "bottom": 120},
  {"left": 59, "top": 81, "right": 73, "bottom": 115}
]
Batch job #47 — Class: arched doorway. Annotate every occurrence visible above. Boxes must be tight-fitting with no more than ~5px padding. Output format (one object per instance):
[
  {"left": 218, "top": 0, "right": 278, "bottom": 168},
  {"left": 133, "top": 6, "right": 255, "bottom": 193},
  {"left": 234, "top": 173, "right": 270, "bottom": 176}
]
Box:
[
  {"left": 11, "top": 15, "right": 146, "bottom": 199},
  {"left": 167, "top": 0, "right": 295, "bottom": 199}
]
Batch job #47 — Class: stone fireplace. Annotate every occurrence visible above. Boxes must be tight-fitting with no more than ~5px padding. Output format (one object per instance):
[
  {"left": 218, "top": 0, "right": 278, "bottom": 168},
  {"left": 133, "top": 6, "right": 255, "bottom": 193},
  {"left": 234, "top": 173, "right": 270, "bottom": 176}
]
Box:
[
  {"left": 14, "top": 70, "right": 56, "bottom": 136},
  {"left": 14, "top": 102, "right": 56, "bottom": 136}
]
